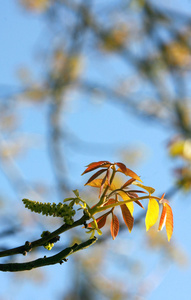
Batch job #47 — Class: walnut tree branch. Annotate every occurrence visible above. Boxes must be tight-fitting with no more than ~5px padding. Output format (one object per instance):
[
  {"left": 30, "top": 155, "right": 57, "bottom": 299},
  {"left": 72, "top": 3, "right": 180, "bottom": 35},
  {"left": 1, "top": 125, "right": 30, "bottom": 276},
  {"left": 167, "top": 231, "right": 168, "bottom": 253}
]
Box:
[
  {"left": 0, "top": 214, "right": 88, "bottom": 258},
  {"left": 0, "top": 237, "right": 97, "bottom": 272}
]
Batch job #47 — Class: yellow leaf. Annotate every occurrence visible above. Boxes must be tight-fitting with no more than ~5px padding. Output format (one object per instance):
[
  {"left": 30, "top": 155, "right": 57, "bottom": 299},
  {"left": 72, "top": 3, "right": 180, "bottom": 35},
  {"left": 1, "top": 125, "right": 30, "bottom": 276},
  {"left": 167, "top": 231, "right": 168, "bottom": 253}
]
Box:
[
  {"left": 126, "top": 202, "right": 134, "bottom": 216},
  {"left": 86, "top": 178, "right": 116, "bottom": 190},
  {"left": 145, "top": 198, "right": 159, "bottom": 231},
  {"left": 86, "top": 178, "right": 103, "bottom": 188},
  {"left": 117, "top": 190, "right": 134, "bottom": 215},
  {"left": 132, "top": 182, "right": 155, "bottom": 194}
]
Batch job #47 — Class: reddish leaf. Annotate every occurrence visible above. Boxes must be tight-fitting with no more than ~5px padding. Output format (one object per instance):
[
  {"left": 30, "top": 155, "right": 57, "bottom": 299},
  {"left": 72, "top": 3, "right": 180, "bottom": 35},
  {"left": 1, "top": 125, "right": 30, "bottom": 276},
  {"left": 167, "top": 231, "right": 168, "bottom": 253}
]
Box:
[
  {"left": 102, "top": 198, "right": 118, "bottom": 211},
  {"left": 116, "top": 162, "right": 142, "bottom": 182},
  {"left": 116, "top": 162, "right": 128, "bottom": 173},
  {"left": 121, "top": 178, "right": 136, "bottom": 189},
  {"left": 103, "top": 198, "right": 116, "bottom": 206},
  {"left": 110, "top": 213, "right": 119, "bottom": 240},
  {"left": 127, "top": 190, "right": 146, "bottom": 198},
  {"left": 120, "top": 204, "right": 134, "bottom": 232},
  {"left": 135, "top": 200, "right": 144, "bottom": 209},
  {"left": 87, "top": 211, "right": 110, "bottom": 229},
  {"left": 127, "top": 192, "right": 138, "bottom": 198},
  {"left": 97, "top": 212, "right": 110, "bottom": 229},
  {"left": 84, "top": 168, "right": 107, "bottom": 185},
  {"left": 128, "top": 190, "right": 146, "bottom": 194},
  {"left": 81, "top": 161, "right": 111, "bottom": 175}
]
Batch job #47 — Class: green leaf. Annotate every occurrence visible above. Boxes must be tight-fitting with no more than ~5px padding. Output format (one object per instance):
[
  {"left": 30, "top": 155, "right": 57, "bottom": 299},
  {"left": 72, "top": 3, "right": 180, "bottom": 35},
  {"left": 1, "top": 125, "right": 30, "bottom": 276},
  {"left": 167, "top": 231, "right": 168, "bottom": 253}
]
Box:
[
  {"left": 63, "top": 197, "right": 74, "bottom": 202},
  {"left": 73, "top": 189, "right": 79, "bottom": 197}
]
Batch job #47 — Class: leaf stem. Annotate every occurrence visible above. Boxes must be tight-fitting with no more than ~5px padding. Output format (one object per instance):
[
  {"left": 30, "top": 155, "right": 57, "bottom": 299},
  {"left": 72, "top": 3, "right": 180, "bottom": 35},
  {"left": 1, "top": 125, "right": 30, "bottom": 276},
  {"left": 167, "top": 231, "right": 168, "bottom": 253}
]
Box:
[{"left": 91, "top": 195, "right": 161, "bottom": 214}]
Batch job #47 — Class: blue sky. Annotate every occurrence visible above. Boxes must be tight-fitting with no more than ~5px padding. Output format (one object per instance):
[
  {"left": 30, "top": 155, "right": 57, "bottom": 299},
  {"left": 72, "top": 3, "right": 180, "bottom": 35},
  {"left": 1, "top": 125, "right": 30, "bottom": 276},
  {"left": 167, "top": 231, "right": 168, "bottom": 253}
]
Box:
[{"left": 0, "top": 1, "right": 191, "bottom": 300}]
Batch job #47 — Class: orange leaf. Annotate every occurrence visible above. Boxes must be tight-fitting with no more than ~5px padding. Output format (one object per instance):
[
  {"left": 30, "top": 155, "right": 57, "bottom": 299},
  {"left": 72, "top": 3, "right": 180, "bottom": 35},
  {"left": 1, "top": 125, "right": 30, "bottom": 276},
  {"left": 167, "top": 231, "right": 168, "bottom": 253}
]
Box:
[
  {"left": 120, "top": 204, "right": 134, "bottom": 232},
  {"left": 158, "top": 205, "right": 167, "bottom": 231},
  {"left": 116, "top": 162, "right": 142, "bottom": 182},
  {"left": 145, "top": 198, "right": 159, "bottom": 231},
  {"left": 110, "top": 213, "right": 119, "bottom": 240},
  {"left": 81, "top": 161, "right": 111, "bottom": 175},
  {"left": 165, "top": 203, "right": 173, "bottom": 241},
  {"left": 84, "top": 169, "right": 107, "bottom": 185},
  {"left": 158, "top": 203, "right": 173, "bottom": 241}
]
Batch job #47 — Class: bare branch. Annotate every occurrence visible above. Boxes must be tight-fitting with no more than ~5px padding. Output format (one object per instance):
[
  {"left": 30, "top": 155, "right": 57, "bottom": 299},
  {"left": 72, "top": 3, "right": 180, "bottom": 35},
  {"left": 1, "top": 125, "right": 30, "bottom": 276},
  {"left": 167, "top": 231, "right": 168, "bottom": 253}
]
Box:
[
  {"left": 0, "top": 215, "right": 88, "bottom": 258},
  {"left": 0, "top": 237, "right": 97, "bottom": 272}
]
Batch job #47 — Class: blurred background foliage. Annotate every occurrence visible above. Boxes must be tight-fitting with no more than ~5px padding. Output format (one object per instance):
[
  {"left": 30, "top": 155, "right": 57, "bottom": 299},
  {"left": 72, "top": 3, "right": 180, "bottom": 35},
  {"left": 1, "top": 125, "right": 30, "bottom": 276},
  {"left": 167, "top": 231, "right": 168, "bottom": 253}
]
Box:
[{"left": 0, "top": 0, "right": 191, "bottom": 299}]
